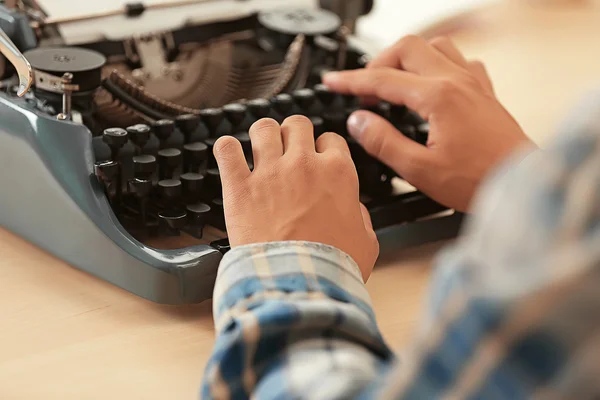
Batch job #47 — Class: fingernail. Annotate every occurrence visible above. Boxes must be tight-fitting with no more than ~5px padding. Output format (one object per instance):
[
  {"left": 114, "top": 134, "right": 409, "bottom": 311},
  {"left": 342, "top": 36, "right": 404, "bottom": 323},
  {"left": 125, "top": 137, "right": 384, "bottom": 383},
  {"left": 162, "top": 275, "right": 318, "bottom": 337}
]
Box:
[{"left": 347, "top": 113, "right": 368, "bottom": 140}]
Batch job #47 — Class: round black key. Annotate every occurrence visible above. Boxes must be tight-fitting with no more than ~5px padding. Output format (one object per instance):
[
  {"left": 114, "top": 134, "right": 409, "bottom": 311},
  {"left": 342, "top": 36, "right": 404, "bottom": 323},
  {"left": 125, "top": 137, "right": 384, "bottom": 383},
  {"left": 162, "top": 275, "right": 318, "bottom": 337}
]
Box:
[
  {"left": 184, "top": 142, "right": 209, "bottom": 173},
  {"left": 186, "top": 202, "right": 211, "bottom": 222},
  {"left": 314, "top": 84, "right": 336, "bottom": 107},
  {"left": 223, "top": 103, "right": 248, "bottom": 131},
  {"left": 323, "top": 112, "right": 348, "bottom": 137},
  {"left": 293, "top": 88, "right": 316, "bottom": 111},
  {"left": 272, "top": 93, "right": 294, "bottom": 117},
  {"left": 157, "top": 148, "right": 182, "bottom": 180},
  {"left": 247, "top": 98, "right": 271, "bottom": 119},
  {"left": 95, "top": 160, "right": 119, "bottom": 182},
  {"left": 310, "top": 116, "right": 325, "bottom": 138},
  {"left": 128, "top": 178, "right": 153, "bottom": 198},
  {"left": 181, "top": 172, "right": 205, "bottom": 200},
  {"left": 234, "top": 132, "right": 252, "bottom": 155},
  {"left": 152, "top": 119, "right": 175, "bottom": 146},
  {"left": 158, "top": 209, "right": 187, "bottom": 230},
  {"left": 176, "top": 114, "right": 201, "bottom": 142},
  {"left": 158, "top": 179, "right": 182, "bottom": 200},
  {"left": 342, "top": 94, "right": 357, "bottom": 109},
  {"left": 200, "top": 108, "right": 224, "bottom": 138},
  {"left": 133, "top": 154, "right": 157, "bottom": 179},
  {"left": 102, "top": 128, "right": 128, "bottom": 159},
  {"left": 126, "top": 124, "right": 151, "bottom": 151}
]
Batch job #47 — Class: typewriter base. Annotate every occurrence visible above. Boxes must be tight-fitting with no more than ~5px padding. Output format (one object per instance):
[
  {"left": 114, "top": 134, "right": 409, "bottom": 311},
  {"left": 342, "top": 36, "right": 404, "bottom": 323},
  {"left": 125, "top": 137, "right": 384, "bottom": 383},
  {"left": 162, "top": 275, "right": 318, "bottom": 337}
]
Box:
[{"left": 0, "top": 94, "right": 464, "bottom": 305}]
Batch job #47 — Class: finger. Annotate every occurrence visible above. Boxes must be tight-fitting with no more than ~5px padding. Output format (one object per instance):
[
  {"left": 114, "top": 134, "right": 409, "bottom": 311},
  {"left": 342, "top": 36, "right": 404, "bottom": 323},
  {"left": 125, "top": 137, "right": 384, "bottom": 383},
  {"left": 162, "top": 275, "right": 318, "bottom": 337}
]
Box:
[
  {"left": 366, "top": 34, "right": 457, "bottom": 76},
  {"left": 323, "top": 68, "right": 432, "bottom": 116},
  {"left": 360, "top": 203, "right": 374, "bottom": 231},
  {"left": 468, "top": 60, "right": 495, "bottom": 94},
  {"left": 347, "top": 110, "right": 433, "bottom": 183},
  {"left": 214, "top": 136, "right": 251, "bottom": 187},
  {"left": 281, "top": 115, "right": 315, "bottom": 154},
  {"left": 249, "top": 118, "right": 284, "bottom": 169},
  {"left": 315, "top": 132, "right": 351, "bottom": 155},
  {"left": 429, "top": 36, "right": 468, "bottom": 68}
]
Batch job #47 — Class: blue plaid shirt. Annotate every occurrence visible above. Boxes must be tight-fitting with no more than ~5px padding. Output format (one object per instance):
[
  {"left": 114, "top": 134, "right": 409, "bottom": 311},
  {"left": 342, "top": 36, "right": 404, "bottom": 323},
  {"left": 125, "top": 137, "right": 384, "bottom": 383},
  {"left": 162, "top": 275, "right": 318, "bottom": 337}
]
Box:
[{"left": 201, "top": 92, "right": 600, "bottom": 399}]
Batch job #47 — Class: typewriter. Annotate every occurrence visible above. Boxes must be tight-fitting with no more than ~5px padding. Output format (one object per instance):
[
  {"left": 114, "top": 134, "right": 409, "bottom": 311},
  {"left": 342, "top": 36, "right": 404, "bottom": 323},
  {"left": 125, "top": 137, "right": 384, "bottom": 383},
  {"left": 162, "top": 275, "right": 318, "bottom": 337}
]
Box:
[{"left": 0, "top": 0, "right": 463, "bottom": 304}]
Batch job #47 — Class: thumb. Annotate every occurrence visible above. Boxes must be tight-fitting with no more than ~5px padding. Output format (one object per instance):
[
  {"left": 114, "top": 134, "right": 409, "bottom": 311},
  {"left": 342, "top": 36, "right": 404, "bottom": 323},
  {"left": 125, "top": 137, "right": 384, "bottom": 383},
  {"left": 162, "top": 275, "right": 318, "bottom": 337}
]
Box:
[{"left": 347, "top": 110, "right": 432, "bottom": 183}]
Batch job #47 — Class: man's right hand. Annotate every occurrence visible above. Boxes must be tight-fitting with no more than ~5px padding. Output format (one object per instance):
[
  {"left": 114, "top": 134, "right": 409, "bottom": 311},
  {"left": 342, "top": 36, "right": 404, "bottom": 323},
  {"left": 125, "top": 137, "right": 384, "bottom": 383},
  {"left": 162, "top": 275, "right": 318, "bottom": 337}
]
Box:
[{"left": 323, "top": 36, "right": 534, "bottom": 212}]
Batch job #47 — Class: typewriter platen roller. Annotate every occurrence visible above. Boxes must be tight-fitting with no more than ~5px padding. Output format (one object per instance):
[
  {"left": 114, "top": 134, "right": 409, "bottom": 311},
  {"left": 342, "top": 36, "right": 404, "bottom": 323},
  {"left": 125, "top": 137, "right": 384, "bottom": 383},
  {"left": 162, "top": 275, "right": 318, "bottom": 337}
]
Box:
[{"left": 0, "top": 1, "right": 463, "bottom": 304}]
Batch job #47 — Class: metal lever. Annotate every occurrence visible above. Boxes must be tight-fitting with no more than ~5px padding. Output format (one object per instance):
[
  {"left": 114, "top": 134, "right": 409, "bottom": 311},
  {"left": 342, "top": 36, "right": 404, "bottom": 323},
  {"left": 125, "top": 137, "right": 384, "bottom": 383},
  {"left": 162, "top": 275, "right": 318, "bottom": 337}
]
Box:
[{"left": 0, "top": 28, "right": 33, "bottom": 97}]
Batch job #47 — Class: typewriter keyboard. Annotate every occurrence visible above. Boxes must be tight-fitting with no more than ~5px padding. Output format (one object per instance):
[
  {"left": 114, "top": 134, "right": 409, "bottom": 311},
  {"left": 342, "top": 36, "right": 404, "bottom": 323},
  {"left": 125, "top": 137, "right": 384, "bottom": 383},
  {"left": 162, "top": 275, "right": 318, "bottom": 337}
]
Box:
[{"left": 92, "top": 86, "right": 431, "bottom": 250}]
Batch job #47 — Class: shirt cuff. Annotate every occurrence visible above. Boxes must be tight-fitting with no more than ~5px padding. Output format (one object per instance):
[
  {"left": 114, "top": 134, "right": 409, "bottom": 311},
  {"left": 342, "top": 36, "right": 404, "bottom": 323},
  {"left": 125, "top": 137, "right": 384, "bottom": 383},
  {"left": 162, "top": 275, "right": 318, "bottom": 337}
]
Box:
[{"left": 211, "top": 241, "right": 374, "bottom": 332}]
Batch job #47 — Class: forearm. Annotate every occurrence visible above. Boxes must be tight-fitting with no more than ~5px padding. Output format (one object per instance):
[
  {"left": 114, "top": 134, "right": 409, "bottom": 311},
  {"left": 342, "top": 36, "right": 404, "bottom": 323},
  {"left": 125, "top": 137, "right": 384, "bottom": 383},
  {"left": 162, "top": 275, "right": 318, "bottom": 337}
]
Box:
[{"left": 202, "top": 242, "right": 395, "bottom": 399}]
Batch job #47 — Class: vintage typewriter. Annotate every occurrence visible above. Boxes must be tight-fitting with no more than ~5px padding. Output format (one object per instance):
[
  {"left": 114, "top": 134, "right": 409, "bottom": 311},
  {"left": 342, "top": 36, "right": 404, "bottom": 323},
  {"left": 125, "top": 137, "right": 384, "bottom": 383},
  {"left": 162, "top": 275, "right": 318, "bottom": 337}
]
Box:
[{"left": 0, "top": 0, "right": 463, "bottom": 304}]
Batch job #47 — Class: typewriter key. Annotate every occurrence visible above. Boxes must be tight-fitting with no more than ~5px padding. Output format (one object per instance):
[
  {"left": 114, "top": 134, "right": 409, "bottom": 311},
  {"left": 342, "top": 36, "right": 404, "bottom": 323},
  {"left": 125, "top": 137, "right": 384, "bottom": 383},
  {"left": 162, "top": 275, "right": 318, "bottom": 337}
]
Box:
[
  {"left": 152, "top": 119, "right": 175, "bottom": 149},
  {"left": 186, "top": 202, "right": 211, "bottom": 239},
  {"left": 181, "top": 172, "right": 205, "bottom": 202},
  {"left": 247, "top": 99, "right": 272, "bottom": 120},
  {"left": 158, "top": 179, "right": 183, "bottom": 203},
  {"left": 310, "top": 116, "right": 325, "bottom": 138},
  {"left": 200, "top": 108, "right": 224, "bottom": 138},
  {"left": 158, "top": 209, "right": 188, "bottom": 232},
  {"left": 102, "top": 128, "right": 128, "bottom": 161},
  {"left": 133, "top": 154, "right": 157, "bottom": 180},
  {"left": 157, "top": 148, "right": 182, "bottom": 180},
  {"left": 176, "top": 114, "right": 201, "bottom": 143},
  {"left": 223, "top": 103, "right": 248, "bottom": 134},
  {"left": 183, "top": 142, "right": 209, "bottom": 173},
  {"left": 314, "top": 84, "right": 336, "bottom": 109},
  {"left": 272, "top": 94, "right": 294, "bottom": 119},
  {"left": 127, "top": 124, "right": 151, "bottom": 154},
  {"left": 293, "top": 88, "right": 316, "bottom": 113}
]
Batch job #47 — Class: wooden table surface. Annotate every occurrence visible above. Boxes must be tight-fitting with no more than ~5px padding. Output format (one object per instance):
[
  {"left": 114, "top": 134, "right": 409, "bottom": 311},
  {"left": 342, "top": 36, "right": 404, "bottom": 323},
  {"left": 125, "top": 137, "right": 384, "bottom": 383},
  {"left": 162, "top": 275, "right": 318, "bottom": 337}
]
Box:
[{"left": 2, "top": 1, "right": 600, "bottom": 398}]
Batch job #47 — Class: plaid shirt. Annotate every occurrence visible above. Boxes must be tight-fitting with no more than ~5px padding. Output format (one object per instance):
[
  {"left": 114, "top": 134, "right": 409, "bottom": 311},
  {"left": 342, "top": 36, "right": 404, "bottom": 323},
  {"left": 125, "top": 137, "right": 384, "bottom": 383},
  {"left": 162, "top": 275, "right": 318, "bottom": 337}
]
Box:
[{"left": 201, "top": 92, "right": 600, "bottom": 399}]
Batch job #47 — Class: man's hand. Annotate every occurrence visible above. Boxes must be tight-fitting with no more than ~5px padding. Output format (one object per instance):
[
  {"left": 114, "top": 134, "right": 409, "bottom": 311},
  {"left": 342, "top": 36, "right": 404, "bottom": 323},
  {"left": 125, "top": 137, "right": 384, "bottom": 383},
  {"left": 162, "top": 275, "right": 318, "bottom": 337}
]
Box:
[
  {"left": 213, "top": 116, "right": 379, "bottom": 281},
  {"left": 323, "top": 36, "right": 534, "bottom": 212}
]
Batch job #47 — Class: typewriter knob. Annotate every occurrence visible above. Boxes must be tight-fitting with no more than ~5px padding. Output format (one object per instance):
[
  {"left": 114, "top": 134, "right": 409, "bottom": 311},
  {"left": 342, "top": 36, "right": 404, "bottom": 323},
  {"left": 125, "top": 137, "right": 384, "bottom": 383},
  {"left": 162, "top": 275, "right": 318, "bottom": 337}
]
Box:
[
  {"left": 272, "top": 93, "right": 294, "bottom": 118},
  {"left": 200, "top": 108, "right": 224, "bottom": 138},
  {"left": 223, "top": 103, "right": 248, "bottom": 134},
  {"left": 247, "top": 99, "right": 272, "bottom": 119},
  {"left": 258, "top": 8, "right": 342, "bottom": 38},
  {"left": 293, "top": 88, "right": 316, "bottom": 112},
  {"left": 176, "top": 114, "right": 201, "bottom": 143},
  {"left": 102, "top": 128, "right": 129, "bottom": 160},
  {"left": 152, "top": 119, "right": 175, "bottom": 148},
  {"left": 126, "top": 124, "right": 151, "bottom": 153},
  {"left": 132, "top": 154, "right": 157, "bottom": 180}
]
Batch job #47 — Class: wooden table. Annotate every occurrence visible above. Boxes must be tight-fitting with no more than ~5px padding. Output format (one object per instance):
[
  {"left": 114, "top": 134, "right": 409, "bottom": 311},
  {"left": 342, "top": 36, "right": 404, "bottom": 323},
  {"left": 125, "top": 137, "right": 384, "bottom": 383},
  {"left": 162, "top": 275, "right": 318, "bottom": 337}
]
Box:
[{"left": 2, "top": 1, "right": 599, "bottom": 398}]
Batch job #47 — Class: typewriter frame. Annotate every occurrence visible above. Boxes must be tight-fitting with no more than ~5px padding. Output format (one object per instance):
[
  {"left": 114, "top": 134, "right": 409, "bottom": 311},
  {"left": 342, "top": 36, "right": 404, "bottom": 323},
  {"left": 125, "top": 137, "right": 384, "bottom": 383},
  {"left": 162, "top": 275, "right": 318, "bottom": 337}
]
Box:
[{"left": 0, "top": 2, "right": 464, "bottom": 304}]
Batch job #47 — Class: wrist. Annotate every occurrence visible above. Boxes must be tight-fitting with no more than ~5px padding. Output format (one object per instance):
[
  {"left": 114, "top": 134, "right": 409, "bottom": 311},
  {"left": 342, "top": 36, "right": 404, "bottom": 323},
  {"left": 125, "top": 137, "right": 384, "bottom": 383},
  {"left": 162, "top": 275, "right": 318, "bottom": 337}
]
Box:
[{"left": 212, "top": 240, "right": 374, "bottom": 331}]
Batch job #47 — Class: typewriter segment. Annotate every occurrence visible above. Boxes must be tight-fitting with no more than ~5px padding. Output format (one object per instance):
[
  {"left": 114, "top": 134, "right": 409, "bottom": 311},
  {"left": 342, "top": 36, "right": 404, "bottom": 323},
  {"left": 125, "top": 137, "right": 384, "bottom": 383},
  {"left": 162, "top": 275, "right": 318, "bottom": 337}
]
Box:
[{"left": 0, "top": 2, "right": 463, "bottom": 304}]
